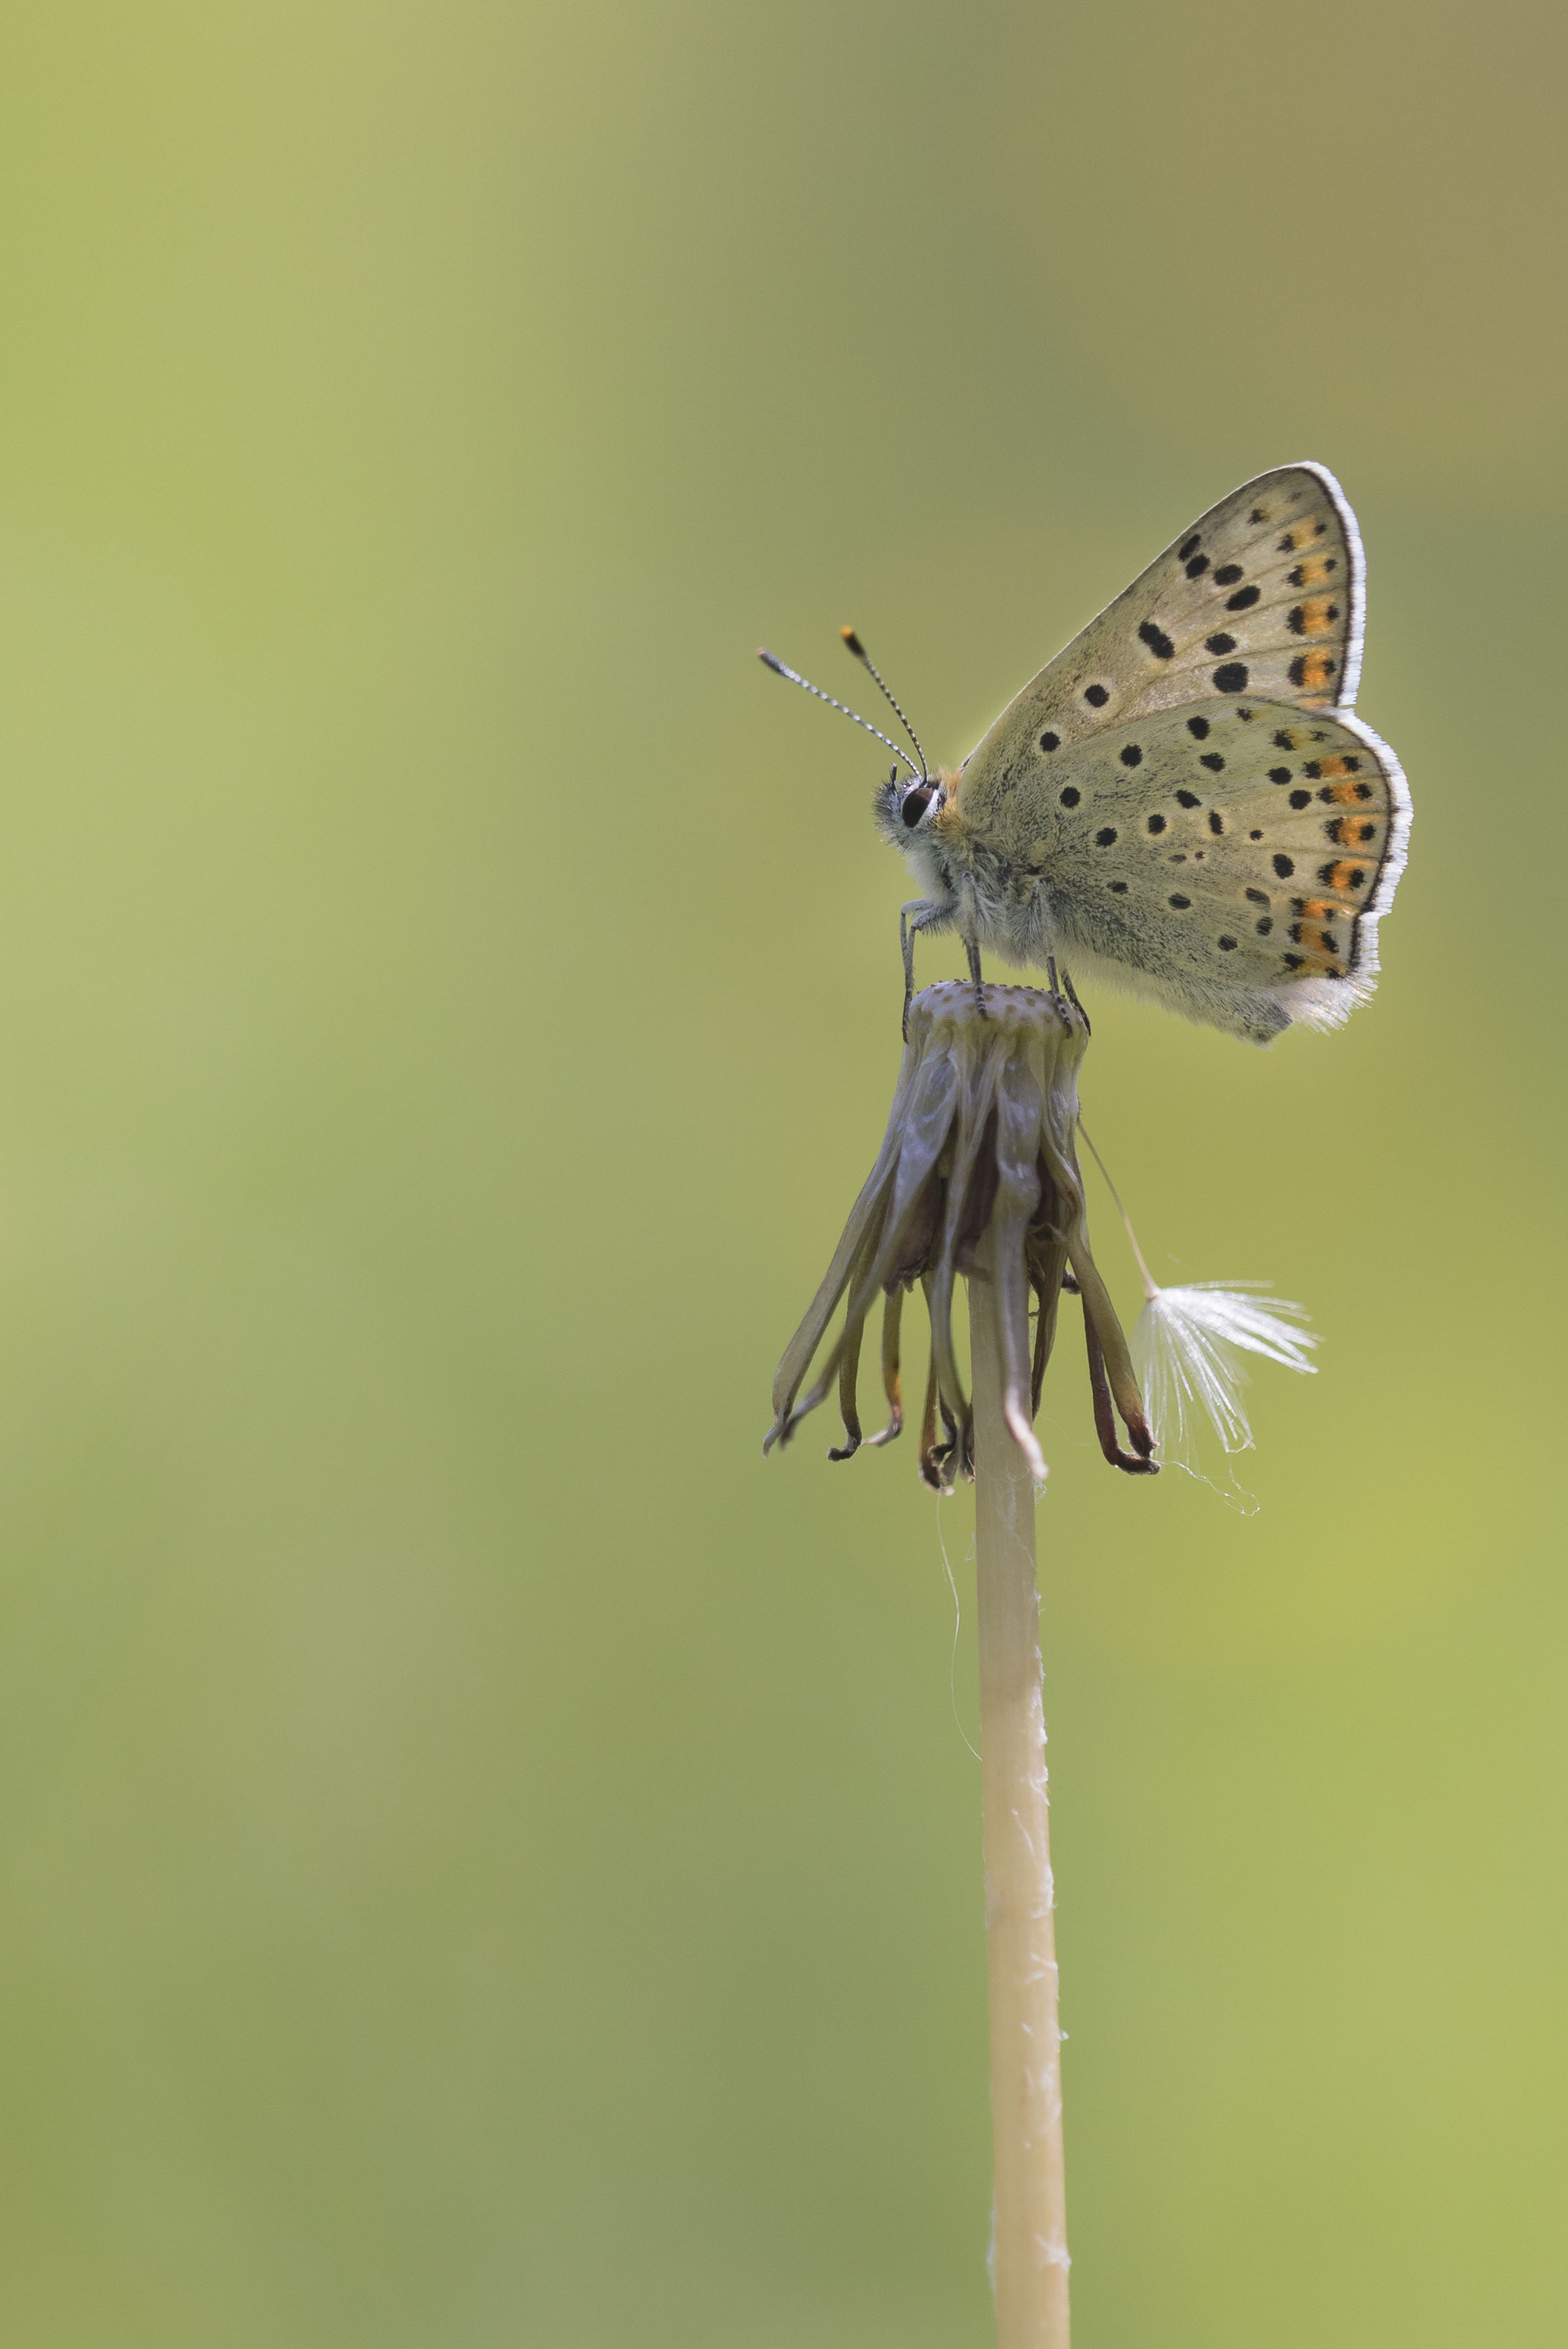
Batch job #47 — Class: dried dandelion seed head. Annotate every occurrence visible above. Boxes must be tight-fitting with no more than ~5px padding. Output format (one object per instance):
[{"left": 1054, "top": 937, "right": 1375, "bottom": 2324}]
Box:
[{"left": 764, "top": 982, "right": 1156, "bottom": 1493}]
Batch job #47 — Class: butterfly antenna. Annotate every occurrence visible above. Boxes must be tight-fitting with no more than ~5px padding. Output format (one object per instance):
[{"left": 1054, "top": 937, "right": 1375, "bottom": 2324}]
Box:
[
  {"left": 840, "top": 628, "right": 928, "bottom": 781},
  {"left": 755, "top": 649, "right": 921, "bottom": 777}
]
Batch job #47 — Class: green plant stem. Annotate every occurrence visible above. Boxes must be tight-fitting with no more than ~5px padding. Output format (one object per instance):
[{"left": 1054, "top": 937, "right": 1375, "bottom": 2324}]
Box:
[{"left": 970, "top": 1228, "right": 1071, "bottom": 2347}]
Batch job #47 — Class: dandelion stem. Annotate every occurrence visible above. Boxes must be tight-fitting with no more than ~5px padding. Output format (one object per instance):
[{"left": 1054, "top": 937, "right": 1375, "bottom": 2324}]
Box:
[{"left": 970, "top": 1223, "right": 1070, "bottom": 2347}]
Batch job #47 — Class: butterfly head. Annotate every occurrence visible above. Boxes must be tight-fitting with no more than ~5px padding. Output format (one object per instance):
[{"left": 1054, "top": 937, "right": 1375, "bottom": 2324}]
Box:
[
  {"left": 878, "top": 767, "right": 944, "bottom": 836},
  {"left": 874, "top": 766, "right": 962, "bottom": 912}
]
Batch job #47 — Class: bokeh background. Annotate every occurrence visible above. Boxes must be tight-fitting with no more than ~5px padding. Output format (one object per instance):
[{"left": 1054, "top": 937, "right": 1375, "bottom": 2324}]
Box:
[{"left": 0, "top": 2, "right": 1561, "bottom": 2342}]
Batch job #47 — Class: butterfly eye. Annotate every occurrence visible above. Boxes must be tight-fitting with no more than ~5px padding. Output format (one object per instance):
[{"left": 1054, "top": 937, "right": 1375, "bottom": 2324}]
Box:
[{"left": 900, "top": 785, "right": 936, "bottom": 829}]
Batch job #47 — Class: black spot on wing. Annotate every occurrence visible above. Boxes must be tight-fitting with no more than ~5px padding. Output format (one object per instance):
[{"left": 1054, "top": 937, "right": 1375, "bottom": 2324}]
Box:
[
  {"left": 1213, "top": 663, "right": 1249, "bottom": 692},
  {"left": 1137, "top": 621, "right": 1175, "bottom": 661}
]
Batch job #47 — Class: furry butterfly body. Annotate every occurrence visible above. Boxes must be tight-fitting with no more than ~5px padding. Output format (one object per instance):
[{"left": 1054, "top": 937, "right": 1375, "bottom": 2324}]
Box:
[{"left": 876, "top": 463, "right": 1410, "bottom": 1043}]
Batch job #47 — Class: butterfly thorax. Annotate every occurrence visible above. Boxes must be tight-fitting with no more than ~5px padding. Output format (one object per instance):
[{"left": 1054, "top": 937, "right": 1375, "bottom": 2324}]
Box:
[{"left": 877, "top": 764, "right": 1057, "bottom": 965}]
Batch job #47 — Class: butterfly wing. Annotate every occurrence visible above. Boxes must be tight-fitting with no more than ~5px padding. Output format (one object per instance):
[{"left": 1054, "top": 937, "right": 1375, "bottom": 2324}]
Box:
[
  {"left": 949, "top": 462, "right": 1410, "bottom": 1039},
  {"left": 1007, "top": 697, "right": 1409, "bottom": 1041},
  {"left": 961, "top": 464, "right": 1364, "bottom": 817}
]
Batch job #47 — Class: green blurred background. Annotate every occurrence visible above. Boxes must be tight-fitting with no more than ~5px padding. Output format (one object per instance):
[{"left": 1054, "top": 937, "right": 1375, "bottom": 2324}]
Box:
[{"left": 0, "top": 1, "right": 1560, "bottom": 2342}]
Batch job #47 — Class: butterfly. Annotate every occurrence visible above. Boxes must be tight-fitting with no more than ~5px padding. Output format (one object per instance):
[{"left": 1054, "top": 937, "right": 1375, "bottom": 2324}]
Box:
[{"left": 760, "top": 464, "right": 1411, "bottom": 1043}]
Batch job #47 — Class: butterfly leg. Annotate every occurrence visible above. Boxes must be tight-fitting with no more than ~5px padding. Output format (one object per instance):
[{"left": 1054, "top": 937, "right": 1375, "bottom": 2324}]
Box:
[
  {"left": 899, "top": 903, "right": 919, "bottom": 1031},
  {"left": 899, "top": 897, "right": 957, "bottom": 1036},
  {"left": 1060, "top": 966, "right": 1091, "bottom": 1035},
  {"left": 965, "top": 934, "right": 988, "bottom": 1018},
  {"left": 1043, "top": 954, "right": 1089, "bottom": 1034}
]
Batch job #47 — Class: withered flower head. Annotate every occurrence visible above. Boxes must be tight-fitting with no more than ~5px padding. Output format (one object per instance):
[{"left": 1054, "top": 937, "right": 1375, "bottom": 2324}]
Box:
[{"left": 765, "top": 982, "right": 1156, "bottom": 1492}]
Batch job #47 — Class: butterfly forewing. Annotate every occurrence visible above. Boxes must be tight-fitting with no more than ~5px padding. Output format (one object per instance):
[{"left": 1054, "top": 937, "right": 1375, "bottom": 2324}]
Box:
[{"left": 961, "top": 464, "right": 1363, "bottom": 819}]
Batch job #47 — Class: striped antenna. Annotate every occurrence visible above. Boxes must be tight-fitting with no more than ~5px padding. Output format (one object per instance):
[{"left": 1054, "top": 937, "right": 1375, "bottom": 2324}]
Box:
[
  {"left": 840, "top": 628, "right": 928, "bottom": 780},
  {"left": 756, "top": 649, "right": 921, "bottom": 777}
]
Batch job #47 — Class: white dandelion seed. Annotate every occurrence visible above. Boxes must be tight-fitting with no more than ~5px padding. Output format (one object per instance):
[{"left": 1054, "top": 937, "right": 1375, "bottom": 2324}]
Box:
[
  {"left": 1131, "top": 1280, "right": 1317, "bottom": 1469},
  {"left": 1078, "top": 1123, "right": 1319, "bottom": 1471}
]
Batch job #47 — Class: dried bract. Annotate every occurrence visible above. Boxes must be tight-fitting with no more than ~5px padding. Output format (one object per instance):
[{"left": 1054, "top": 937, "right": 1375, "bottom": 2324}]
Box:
[{"left": 765, "top": 983, "right": 1155, "bottom": 1492}]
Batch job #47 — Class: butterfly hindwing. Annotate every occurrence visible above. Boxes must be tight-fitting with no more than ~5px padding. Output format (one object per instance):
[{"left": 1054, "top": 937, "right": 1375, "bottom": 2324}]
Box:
[
  {"left": 961, "top": 463, "right": 1363, "bottom": 825},
  {"left": 988, "top": 696, "right": 1408, "bottom": 1040}
]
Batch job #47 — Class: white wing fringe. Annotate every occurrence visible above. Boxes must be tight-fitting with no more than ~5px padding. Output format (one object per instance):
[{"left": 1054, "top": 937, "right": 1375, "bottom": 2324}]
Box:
[{"left": 1131, "top": 1283, "right": 1318, "bottom": 1469}]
